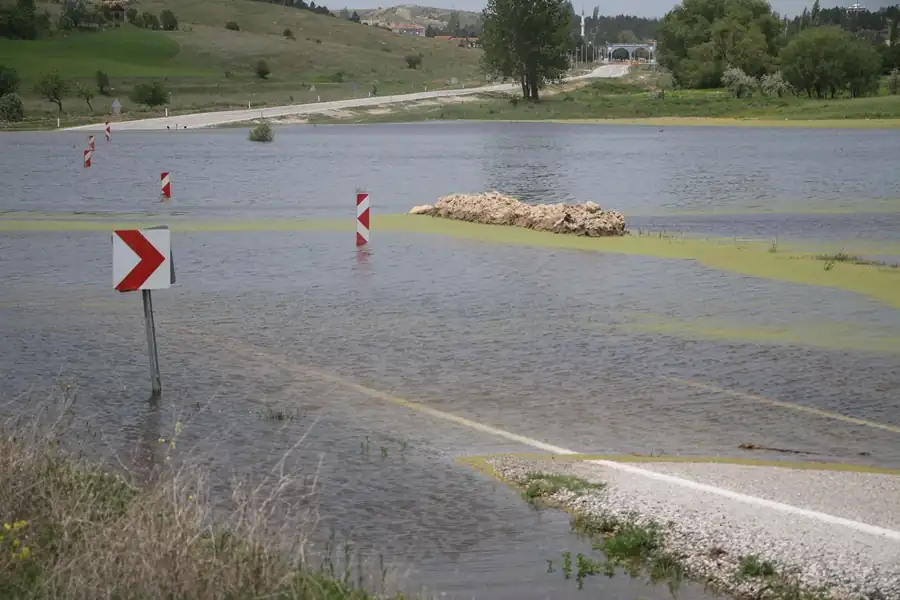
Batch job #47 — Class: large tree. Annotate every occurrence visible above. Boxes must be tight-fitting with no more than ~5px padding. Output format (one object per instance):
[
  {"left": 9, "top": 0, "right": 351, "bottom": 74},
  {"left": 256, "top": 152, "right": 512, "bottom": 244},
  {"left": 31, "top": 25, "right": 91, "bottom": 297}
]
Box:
[
  {"left": 780, "top": 26, "right": 882, "bottom": 98},
  {"left": 481, "top": 0, "right": 572, "bottom": 101},
  {"left": 657, "top": 0, "right": 782, "bottom": 88}
]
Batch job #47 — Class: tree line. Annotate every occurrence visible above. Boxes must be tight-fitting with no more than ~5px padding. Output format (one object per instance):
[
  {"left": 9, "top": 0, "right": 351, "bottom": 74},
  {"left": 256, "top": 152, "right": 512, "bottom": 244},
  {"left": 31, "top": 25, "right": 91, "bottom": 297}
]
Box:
[
  {"left": 657, "top": 0, "right": 899, "bottom": 97},
  {"left": 478, "top": 0, "right": 899, "bottom": 103}
]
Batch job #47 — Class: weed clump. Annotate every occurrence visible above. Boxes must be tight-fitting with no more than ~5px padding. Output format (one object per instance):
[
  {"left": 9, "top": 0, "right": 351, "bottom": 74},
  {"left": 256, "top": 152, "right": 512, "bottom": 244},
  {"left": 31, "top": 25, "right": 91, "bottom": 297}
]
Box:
[
  {"left": 249, "top": 121, "right": 274, "bottom": 142},
  {"left": 520, "top": 472, "right": 605, "bottom": 501},
  {"left": 0, "top": 425, "right": 393, "bottom": 598}
]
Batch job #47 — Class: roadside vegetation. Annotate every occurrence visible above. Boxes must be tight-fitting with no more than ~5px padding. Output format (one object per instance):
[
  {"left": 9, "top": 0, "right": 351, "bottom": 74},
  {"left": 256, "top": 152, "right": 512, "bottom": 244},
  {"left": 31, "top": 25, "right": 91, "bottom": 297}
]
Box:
[
  {"left": 0, "top": 414, "right": 402, "bottom": 599},
  {"left": 0, "top": 0, "right": 485, "bottom": 128},
  {"left": 510, "top": 467, "right": 834, "bottom": 600},
  {"left": 308, "top": 68, "right": 900, "bottom": 124}
]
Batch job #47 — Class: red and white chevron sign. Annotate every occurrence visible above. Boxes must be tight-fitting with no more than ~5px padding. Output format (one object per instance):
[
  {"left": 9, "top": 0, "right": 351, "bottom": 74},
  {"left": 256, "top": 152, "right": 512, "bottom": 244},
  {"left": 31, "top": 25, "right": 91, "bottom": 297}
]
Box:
[
  {"left": 112, "top": 228, "right": 171, "bottom": 292},
  {"left": 356, "top": 191, "right": 370, "bottom": 247}
]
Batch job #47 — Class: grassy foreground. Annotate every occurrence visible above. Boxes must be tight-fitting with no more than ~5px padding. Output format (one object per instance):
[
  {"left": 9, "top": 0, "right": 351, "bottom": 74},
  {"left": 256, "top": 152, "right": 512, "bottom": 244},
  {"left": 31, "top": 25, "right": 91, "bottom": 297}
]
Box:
[
  {"left": 308, "top": 69, "right": 900, "bottom": 127},
  {"left": 0, "top": 425, "right": 399, "bottom": 598},
  {"left": 0, "top": 0, "right": 484, "bottom": 129}
]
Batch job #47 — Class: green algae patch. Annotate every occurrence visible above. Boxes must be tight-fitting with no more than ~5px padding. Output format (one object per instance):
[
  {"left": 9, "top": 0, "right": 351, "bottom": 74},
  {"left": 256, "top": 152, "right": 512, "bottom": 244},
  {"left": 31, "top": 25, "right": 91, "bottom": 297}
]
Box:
[
  {"left": 376, "top": 215, "right": 900, "bottom": 309},
  {"left": 621, "top": 314, "right": 900, "bottom": 354},
  {"left": 5, "top": 213, "right": 899, "bottom": 308}
]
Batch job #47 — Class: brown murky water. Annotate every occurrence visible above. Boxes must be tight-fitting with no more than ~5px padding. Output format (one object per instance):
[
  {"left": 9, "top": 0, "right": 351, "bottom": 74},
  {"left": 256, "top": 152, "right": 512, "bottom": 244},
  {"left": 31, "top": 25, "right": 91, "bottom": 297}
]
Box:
[{"left": 2, "top": 122, "right": 899, "bottom": 598}]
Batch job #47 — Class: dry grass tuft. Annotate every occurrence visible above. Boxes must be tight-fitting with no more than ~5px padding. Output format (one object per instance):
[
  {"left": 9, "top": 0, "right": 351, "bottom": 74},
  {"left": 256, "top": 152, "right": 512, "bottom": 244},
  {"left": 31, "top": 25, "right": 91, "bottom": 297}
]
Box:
[{"left": 0, "top": 409, "right": 399, "bottom": 599}]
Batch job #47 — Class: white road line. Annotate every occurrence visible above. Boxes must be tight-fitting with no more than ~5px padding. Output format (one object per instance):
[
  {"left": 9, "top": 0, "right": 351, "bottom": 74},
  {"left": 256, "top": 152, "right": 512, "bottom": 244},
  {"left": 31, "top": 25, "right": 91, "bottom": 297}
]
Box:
[{"left": 183, "top": 330, "right": 900, "bottom": 542}]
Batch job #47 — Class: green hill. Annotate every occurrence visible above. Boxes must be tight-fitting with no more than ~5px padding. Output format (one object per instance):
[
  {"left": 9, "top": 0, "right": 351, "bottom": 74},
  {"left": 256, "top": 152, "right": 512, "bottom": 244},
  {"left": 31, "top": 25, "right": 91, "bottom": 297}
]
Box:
[{"left": 0, "top": 0, "right": 485, "bottom": 127}]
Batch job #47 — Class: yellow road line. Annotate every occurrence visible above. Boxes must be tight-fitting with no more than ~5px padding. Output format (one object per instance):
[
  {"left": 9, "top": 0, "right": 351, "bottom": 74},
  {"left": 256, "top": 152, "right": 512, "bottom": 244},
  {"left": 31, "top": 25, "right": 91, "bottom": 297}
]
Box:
[{"left": 668, "top": 376, "right": 900, "bottom": 434}]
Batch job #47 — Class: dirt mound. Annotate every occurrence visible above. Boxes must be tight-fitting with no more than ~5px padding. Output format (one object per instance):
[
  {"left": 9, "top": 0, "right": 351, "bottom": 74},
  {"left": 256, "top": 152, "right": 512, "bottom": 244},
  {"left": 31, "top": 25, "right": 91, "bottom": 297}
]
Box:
[{"left": 409, "top": 191, "right": 627, "bottom": 237}]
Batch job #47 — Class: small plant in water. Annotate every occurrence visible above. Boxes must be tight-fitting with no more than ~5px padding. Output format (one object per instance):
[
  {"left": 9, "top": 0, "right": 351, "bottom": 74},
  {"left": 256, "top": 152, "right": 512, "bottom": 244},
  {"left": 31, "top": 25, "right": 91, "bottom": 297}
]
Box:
[
  {"left": 248, "top": 121, "right": 274, "bottom": 142},
  {"left": 561, "top": 551, "right": 572, "bottom": 579}
]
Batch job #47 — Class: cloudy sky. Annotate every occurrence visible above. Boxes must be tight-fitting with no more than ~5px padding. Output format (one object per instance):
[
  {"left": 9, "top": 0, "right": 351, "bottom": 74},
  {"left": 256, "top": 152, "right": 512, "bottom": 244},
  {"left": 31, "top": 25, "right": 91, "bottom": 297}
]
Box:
[{"left": 362, "top": 0, "right": 893, "bottom": 19}]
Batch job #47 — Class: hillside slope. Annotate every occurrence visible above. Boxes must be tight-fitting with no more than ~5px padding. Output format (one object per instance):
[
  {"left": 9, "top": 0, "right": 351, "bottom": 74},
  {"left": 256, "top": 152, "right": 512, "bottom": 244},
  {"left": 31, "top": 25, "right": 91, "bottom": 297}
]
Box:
[
  {"left": 351, "top": 4, "right": 481, "bottom": 29},
  {"left": 0, "top": 0, "right": 484, "bottom": 126}
]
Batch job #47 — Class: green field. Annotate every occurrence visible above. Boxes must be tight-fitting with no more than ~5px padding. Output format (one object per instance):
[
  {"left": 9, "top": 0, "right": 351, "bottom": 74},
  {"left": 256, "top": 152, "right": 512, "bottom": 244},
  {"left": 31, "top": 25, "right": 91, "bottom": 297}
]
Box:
[
  {"left": 0, "top": 0, "right": 485, "bottom": 127},
  {"left": 308, "top": 70, "right": 900, "bottom": 126}
]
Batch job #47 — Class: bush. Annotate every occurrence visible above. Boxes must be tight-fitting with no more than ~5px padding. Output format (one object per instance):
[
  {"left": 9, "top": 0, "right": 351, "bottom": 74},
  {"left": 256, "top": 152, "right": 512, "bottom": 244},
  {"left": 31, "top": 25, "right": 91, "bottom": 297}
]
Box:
[
  {"left": 0, "top": 93, "right": 24, "bottom": 122},
  {"left": 125, "top": 7, "right": 137, "bottom": 23},
  {"left": 141, "top": 11, "right": 160, "bottom": 29},
  {"left": 255, "top": 59, "right": 271, "bottom": 79},
  {"left": 248, "top": 121, "right": 274, "bottom": 142},
  {"left": 130, "top": 81, "right": 169, "bottom": 108},
  {"left": 159, "top": 9, "right": 177, "bottom": 31},
  {"left": 405, "top": 54, "right": 422, "bottom": 69},
  {"left": 888, "top": 68, "right": 900, "bottom": 95},
  {"left": 96, "top": 70, "right": 110, "bottom": 95},
  {"left": 282, "top": 27, "right": 293, "bottom": 38},
  {"left": 225, "top": 20, "right": 239, "bottom": 31},
  {"left": 0, "top": 65, "right": 19, "bottom": 97},
  {"left": 760, "top": 71, "right": 791, "bottom": 98},
  {"left": 721, "top": 66, "right": 757, "bottom": 98}
]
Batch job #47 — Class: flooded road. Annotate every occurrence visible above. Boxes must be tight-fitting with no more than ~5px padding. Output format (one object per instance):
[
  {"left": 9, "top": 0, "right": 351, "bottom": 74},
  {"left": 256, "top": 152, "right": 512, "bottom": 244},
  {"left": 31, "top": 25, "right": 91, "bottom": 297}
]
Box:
[{"left": 2, "top": 122, "right": 900, "bottom": 598}]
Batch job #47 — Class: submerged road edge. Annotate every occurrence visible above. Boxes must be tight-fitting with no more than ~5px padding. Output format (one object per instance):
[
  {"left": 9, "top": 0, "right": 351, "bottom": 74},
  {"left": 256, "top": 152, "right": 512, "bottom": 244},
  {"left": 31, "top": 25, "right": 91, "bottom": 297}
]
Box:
[{"left": 478, "top": 455, "right": 900, "bottom": 600}]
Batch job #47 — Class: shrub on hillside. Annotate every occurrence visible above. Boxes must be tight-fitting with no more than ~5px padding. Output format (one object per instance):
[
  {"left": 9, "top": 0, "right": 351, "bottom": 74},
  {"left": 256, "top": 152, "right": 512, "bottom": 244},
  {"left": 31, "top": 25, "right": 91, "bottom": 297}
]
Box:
[
  {"left": 225, "top": 20, "right": 240, "bottom": 31},
  {"left": 405, "top": 54, "right": 422, "bottom": 69},
  {"left": 75, "top": 83, "right": 95, "bottom": 111},
  {"left": 130, "top": 81, "right": 169, "bottom": 108},
  {"left": 96, "top": 70, "right": 110, "bottom": 95},
  {"left": 248, "top": 121, "right": 274, "bottom": 142},
  {"left": 160, "top": 9, "right": 178, "bottom": 31},
  {"left": 141, "top": 11, "right": 160, "bottom": 30},
  {"left": 255, "top": 60, "right": 271, "bottom": 79},
  {"left": 283, "top": 27, "right": 294, "bottom": 39},
  {"left": 0, "top": 66, "right": 20, "bottom": 97},
  {"left": 34, "top": 71, "right": 69, "bottom": 114},
  {"left": 0, "top": 93, "right": 24, "bottom": 122}
]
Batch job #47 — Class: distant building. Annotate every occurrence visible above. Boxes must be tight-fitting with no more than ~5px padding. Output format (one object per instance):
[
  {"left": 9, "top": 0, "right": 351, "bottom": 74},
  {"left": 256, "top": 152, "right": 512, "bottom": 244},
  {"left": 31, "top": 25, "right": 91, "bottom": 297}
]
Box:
[
  {"left": 391, "top": 23, "right": 426, "bottom": 36},
  {"left": 846, "top": 3, "right": 866, "bottom": 12}
]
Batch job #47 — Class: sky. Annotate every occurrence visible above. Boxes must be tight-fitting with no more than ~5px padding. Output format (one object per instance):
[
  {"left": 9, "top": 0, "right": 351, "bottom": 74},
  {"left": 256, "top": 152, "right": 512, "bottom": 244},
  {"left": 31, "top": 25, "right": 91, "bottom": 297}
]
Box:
[{"left": 356, "top": 0, "right": 895, "bottom": 19}]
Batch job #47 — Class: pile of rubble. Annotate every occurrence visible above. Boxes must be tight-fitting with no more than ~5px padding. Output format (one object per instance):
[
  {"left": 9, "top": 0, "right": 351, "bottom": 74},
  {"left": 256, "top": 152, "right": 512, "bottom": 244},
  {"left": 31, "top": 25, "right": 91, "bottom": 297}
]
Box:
[{"left": 409, "top": 191, "right": 627, "bottom": 237}]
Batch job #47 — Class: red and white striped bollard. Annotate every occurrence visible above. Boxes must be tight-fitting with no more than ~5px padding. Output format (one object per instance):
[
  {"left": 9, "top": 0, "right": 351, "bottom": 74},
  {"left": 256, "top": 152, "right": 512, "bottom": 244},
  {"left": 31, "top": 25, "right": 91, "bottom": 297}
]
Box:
[
  {"left": 83, "top": 149, "right": 92, "bottom": 168},
  {"left": 160, "top": 172, "right": 171, "bottom": 201},
  {"left": 356, "top": 190, "right": 370, "bottom": 247},
  {"left": 89, "top": 135, "right": 95, "bottom": 150},
  {"left": 105, "top": 121, "right": 111, "bottom": 142}
]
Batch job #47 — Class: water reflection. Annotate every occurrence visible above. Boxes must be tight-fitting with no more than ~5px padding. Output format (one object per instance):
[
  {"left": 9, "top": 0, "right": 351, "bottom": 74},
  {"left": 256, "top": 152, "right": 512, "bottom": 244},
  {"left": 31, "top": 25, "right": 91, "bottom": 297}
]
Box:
[
  {"left": 120, "top": 396, "right": 164, "bottom": 485},
  {"left": 482, "top": 127, "right": 571, "bottom": 204}
]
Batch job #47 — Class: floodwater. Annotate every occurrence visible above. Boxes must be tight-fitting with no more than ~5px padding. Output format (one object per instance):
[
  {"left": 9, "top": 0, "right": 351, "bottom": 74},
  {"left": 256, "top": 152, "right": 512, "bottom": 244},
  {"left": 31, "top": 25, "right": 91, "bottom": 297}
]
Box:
[{"left": 2, "top": 122, "right": 900, "bottom": 599}]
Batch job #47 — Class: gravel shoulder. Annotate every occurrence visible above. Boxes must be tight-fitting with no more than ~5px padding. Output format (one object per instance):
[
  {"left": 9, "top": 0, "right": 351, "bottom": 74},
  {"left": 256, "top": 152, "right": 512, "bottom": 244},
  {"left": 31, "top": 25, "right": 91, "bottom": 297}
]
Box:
[{"left": 487, "top": 456, "right": 900, "bottom": 600}]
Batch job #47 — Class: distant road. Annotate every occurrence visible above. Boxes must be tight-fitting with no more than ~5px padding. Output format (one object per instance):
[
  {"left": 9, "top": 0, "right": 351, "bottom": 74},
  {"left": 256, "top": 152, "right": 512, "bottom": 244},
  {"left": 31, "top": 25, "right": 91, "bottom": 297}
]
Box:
[{"left": 66, "top": 64, "right": 630, "bottom": 132}]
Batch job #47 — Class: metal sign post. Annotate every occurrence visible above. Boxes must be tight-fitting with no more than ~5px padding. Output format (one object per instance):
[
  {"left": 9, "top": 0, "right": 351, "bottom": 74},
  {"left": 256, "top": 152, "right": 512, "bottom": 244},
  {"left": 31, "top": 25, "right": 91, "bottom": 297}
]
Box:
[
  {"left": 142, "top": 289, "right": 162, "bottom": 394},
  {"left": 112, "top": 226, "right": 174, "bottom": 397}
]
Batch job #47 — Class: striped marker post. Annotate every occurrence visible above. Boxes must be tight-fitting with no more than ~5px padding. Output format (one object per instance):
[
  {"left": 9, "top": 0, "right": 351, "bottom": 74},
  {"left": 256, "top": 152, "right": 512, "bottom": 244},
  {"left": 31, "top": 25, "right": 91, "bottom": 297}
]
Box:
[
  {"left": 89, "top": 135, "right": 95, "bottom": 150},
  {"left": 105, "top": 122, "right": 111, "bottom": 141},
  {"left": 83, "top": 149, "right": 92, "bottom": 168},
  {"left": 160, "top": 172, "right": 171, "bottom": 200},
  {"left": 356, "top": 190, "right": 370, "bottom": 247}
]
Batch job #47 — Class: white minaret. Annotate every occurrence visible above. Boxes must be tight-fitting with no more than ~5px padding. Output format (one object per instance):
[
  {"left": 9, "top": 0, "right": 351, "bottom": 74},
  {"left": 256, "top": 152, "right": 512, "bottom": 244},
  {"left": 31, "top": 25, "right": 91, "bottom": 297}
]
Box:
[{"left": 580, "top": 7, "right": 585, "bottom": 38}]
